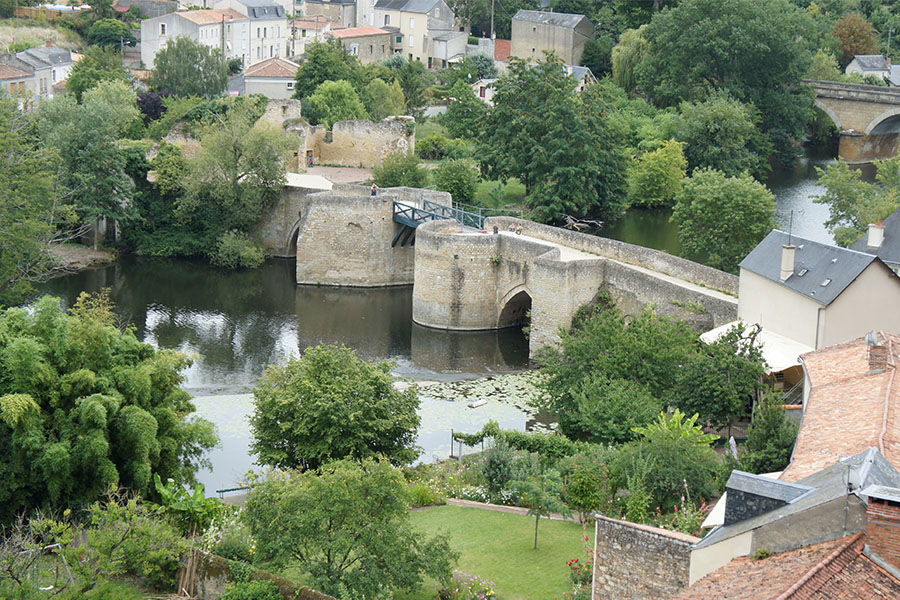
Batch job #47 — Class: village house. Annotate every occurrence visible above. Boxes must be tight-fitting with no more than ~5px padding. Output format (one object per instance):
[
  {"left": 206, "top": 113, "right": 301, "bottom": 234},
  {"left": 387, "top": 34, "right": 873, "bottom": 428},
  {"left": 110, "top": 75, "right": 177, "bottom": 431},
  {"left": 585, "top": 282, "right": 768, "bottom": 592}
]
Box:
[
  {"left": 737, "top": 230, "right": 900, "bottom": 351},
  {"left": 373, "top": 0, "right": 456, "bottom": 66},
  {"left": 304, "top": 0, "right": 356, "bottom": 27},
  {"left": 0, "top": 44, "right": 74, "bottom": 102},
  {"left": 141, "top": 8, "right": 249, "bottom": 69},
  {"left": 228, "top": 55, "right": 298, "bottom": 98},
  {"left": 0, "top": 62, "right": 34, "bottom": 101},
  {"left": 846, "top": 54, "right": 891, "bottom": 80},
  {"left": 289, "top": 15, "right": 333, "bottom": 56},
  {"left": 850, "top": 211, "right": 900, "bottom": 274},
  {"left": 328, "top": 26, "right": 392, "bottom": 63},
  {"left": 509, "top": 10, "right": 593, "bottom": 66},
  {"left": 214, "top": 0, "right": 290, "bottom": 64}
]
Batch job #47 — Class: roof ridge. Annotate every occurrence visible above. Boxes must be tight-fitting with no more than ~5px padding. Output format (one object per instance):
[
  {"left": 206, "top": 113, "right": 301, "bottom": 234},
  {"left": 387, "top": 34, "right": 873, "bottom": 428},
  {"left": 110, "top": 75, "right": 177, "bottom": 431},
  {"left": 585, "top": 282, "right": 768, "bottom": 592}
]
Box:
[
  {"left": 774, "top": 533, "right": 864, "bottom": 600},
  {"left": 771, "top": 229, "right": 878, "bottom": 259}
]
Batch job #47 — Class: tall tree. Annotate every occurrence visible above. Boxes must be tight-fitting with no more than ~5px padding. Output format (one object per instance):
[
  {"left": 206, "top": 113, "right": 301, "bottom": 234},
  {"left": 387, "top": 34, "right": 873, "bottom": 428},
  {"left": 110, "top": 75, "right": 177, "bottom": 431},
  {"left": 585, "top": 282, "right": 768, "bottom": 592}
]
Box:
[
  {"left": 250, "top": 344, "right": 421, "bottom": 471},
  {"left": 671, "top": 168, "right": 776, "bottom": 273},
  {"left": 243, "top": 459, "right": 456, "bottom": 597},
  {"left": 87, "top": 18, "right": 137, "bottom": 49},
  {"left": 0, "top": 97, "right": 75, "bottom": 306},
  {"left": 833, "top": 12, "right": 879, "bottom": 66},
  {"left": 0, "top": 293, "right": 217, "bottom": 524},
  {"left": 635, "top": 0, "right": 815, "bottom": 165},
  {"left": 293, "top": 38, "right": 356, "bottom": 100},
  {"left": 443, "top": 79, "right": 488, "bottom": 139},
  {"left": 306, "top": 80, "right": 368, "bottom": 128},
  {"left": 66, "top": 46, "right": 130, "bottom": 103},
  {"left": 479, "top": 54, "right": 628, "bottom": 222},
  {"left": 37, "top": 80, "right": 141, "bottom": 249},
  {"left": 611, "top": 25, "right": 648, "bottom": 95},
  {"left": 149, "top": 37, "right": 229, "bottom": 98}
]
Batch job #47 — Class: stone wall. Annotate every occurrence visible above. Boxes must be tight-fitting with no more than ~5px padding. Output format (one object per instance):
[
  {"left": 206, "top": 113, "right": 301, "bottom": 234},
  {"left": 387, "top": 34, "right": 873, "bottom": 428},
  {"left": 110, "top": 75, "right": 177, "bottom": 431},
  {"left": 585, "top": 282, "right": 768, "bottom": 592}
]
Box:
[
  {"left": 412, "top": 218, "right": 738, "bottom": 357},
  {"left": 255, "top": 183, "right": 449, "bottom": 286},
  {"left": 592, "top": 515, "right": 697, "bottom": 600},
  {"left": 291, "top": 117, "right": 415, "bottom": 169}
]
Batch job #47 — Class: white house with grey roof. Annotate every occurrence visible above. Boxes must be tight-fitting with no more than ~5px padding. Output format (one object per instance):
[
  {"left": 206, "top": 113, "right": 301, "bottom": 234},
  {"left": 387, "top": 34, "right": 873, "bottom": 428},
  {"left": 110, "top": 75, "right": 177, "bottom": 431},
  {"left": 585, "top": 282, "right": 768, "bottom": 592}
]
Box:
[
  {"left": 510, "top": 10, "right": 593, "bottom": 66},
  {"left": 737, "top": 230, "right": 900, "bottom": 351},
  {"left": 141, "top": 9, "right": 250, "bottom": 69},
  {"left": 0, "top": 44, "right": 74, "bottom": 101},
  {"left": 373, "top": 0, "right": 454, "bottom": 66},
  {"left": 214, "top": 0, "right": 290, "bottom": 63},
  {"left": 850, "top": 209, "right": 900, "bottom": 274},
  {"left": 846, "top": 54, "right": 891, "bottom": 81}
]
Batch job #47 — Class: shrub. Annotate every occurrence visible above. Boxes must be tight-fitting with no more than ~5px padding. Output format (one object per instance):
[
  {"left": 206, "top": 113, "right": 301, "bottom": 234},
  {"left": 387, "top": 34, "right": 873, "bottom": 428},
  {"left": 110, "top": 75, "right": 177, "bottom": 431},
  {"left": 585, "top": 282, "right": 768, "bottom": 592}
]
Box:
[
  {"left": 407, "top": 481, "right": 446, "bottom": 507},
  {"left": 437, "top": 570, "right": 496, "bottom": 600},
  {"left": 481, "top": 442, "right": 514, "bottom": 504},
  {"left": 433, "top": 158, "right": 479, "bottom": 204},
  {"left": 211, "top": 230, "right": 266, "bottom": 269},
  {"left": 417, "top": 132, "right": 449, "bottom": 159},
  {"left": 221, "top": 580, "right": 282, "bottom": 600},
  {"left": 217, "top": 537, "right": 253, "bottom": 563},
  {"left": 372, "top": 151, "right": 428, "bottom": 188}
]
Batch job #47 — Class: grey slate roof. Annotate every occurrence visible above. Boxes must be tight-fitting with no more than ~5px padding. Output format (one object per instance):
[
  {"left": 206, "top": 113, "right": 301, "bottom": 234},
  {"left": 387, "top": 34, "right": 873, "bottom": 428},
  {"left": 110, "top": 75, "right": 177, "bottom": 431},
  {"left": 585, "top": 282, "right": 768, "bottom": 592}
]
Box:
[
  {"left": 850, "top": 207, "right": 900, "bottom": 268},
  {"left": 853, "top": 54, "right": 889, "bottom": 71},
  {"left": 374, "top": 0, "right": 440, "bottom": 12},
  {"left": 739, "top": 230, "right": 882, "bottom": 306},
  {"left": 726, "top": 471, "right": 812, "bottom": 503},
  {"left": 512, "top": 9, "right": 587, "bottom": 29},
  {"left": 693, "top": 448, "right": 900, "bottom": 550},
  {"left": 20, "top": 46, "right": 72, "bottom": 67},
  {"left": 231, "top": 0, "right": 284, "bottom": 18}
]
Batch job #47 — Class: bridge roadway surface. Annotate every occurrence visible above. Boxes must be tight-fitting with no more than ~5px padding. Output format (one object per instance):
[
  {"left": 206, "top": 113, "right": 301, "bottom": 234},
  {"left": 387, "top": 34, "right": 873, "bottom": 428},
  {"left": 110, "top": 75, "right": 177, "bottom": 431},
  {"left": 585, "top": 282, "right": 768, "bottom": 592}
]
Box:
[{"left": 458, "top": 228, "right": 737, "bottom": 305}]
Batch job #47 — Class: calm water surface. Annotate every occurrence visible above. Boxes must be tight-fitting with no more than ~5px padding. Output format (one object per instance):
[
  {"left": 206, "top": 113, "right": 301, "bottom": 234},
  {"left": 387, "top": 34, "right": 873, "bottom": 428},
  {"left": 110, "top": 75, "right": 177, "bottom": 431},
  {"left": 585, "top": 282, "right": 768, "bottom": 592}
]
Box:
[{"left": 35, "top": 147, "right": 842, "bottom": 492}]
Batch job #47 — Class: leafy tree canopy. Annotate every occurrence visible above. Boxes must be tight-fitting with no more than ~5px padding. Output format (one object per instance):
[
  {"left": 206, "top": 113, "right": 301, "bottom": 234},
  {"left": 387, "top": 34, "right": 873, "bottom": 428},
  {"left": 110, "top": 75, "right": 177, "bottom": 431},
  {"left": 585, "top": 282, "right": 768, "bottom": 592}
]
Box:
[
  {"left": 149, "top": 37, "right": 229, "bottom": 98},
  {"left": 66, "top": 46, "right": 131, "bottom": 103},
  {"left": 833, "top": 12, "right": 878, "bottom": 66},
  {"left": 373, "top": 151, "right": 429, "bottom": 188},
  {"left": 87, "top": 18, "right": 137, "bottom": 48},
  {"left": 627, "top": 138, "right": 687, "bottom": 208},
  {"left": 293, "top": 38, "right": 358, "bottom": 100},
  {"left": 813, "top": 156, "right": 900, "bottom": 246},
  {"left": 635, "top": 0, "right": 815, "bottom": 164},
  {"left": 243, "top": 458, "right": 457, "bottom": 597},
  {"left": 671, "top": 167, "right": 776, "bottom": 273},
  {"left": 432, "top": 158, "right": 480, "bottom": 204},
  {"left": 0, "top": 293, "right": 217, "bottom": 524},
  {"left": 442, "top": 80, "right": 488, "bottom": 139},
  {"left": 738, "top": 391, "right": 799, "bottom": 474},
  {"left": 362, "top": 77, "right": 406, "bottom": 121},
  {"left": 250, "top": 344, "right": 421, "bottom": 471},
  {"left": 479, "top": 54, "right": 628, "bottom": 223},
  {"left": 306, "top": 80, "right": 368, "bottom": 129}
]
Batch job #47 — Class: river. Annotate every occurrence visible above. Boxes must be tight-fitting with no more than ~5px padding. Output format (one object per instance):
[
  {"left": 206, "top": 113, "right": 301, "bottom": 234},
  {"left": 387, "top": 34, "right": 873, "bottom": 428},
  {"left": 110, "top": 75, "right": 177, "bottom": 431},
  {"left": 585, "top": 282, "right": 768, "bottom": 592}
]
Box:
[{"left": 34, "top": 147, "right": 841, "bottom": 493}]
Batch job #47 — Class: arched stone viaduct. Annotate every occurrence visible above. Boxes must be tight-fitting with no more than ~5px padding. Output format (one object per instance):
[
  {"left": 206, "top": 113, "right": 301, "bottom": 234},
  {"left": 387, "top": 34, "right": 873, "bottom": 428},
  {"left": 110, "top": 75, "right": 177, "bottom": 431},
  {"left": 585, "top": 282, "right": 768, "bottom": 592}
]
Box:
[
  {"left": 807, "top": 79, "right": 900, "bottom": 163},
  {"left": 254, "top": 183, "right": 739, "bottom": 358}
]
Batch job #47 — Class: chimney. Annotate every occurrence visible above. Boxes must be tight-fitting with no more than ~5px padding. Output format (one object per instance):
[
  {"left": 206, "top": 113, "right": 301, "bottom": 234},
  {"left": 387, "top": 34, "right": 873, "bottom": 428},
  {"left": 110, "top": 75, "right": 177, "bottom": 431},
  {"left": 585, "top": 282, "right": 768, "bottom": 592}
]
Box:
[
  {"left": 868, "top": 222, "right": 885, "bottom": 250},
  {"left": 780, "top": 244, "right": 796, "bottom": 280},
  {"left": 888, "top": 57, "right": 893, "bottom": 68},
  {"left": 863, "top": 486, "right": 900, "bottom": 572}
]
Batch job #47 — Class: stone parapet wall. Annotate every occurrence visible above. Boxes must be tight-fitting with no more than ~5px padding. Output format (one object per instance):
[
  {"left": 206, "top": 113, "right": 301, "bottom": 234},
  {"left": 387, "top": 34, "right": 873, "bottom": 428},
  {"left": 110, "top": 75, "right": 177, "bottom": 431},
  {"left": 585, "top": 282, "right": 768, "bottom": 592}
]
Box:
[
  {"left": 292, "top": 118, "right": 415, "bottom": 169},
  {"left": 484, "top": 217, "right": 739, "bottom": 296},
  {"left": 593, "top": 515, "right": 697, "bottom": 600}
]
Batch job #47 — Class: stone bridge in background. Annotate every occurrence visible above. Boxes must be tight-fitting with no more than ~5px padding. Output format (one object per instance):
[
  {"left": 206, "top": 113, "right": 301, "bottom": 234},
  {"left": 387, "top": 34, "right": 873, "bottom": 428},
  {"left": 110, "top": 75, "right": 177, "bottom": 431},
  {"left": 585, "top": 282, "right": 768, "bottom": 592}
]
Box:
[
  {"left": 807, "top": 79, "right": 900, "bottom": 163},
  {"left": 255, "top": 182, "right": 739, "bottom": 358}
]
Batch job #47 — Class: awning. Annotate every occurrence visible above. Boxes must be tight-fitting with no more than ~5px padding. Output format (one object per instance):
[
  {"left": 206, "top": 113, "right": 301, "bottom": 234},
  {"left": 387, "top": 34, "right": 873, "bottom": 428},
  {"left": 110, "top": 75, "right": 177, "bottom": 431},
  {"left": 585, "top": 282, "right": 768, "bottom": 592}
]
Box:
[{"left": 700, "top": 322, "right": 813, "bottom": 374}]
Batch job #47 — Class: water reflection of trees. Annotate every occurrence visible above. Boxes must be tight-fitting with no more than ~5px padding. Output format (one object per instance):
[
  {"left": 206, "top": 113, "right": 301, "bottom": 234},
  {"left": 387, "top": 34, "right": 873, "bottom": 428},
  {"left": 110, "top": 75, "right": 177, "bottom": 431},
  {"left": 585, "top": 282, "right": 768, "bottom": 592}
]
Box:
[{"left": 36, "top": 257, "right": 529, "bottom": 386}]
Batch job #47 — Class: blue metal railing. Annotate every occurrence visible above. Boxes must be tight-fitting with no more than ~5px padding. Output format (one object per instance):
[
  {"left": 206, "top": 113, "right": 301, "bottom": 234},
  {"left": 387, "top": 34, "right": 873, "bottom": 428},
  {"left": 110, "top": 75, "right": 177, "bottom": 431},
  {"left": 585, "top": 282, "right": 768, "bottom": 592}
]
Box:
[{"left": 393, "top": 200, "right": 486, "bottom": 230}]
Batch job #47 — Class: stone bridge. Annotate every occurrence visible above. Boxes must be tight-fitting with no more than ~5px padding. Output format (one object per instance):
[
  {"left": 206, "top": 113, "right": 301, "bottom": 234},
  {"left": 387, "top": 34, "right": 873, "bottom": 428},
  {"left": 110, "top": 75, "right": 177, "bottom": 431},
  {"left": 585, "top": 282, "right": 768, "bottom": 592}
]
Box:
[
  {"left": 807, "top": 79, "right": 900, "bottom": 163},
  {"left": 254, "top": 182, "right": 739, "bottom": 357},
  {"left": 411, "top": 217, "right": 738, "bottom": 357}
]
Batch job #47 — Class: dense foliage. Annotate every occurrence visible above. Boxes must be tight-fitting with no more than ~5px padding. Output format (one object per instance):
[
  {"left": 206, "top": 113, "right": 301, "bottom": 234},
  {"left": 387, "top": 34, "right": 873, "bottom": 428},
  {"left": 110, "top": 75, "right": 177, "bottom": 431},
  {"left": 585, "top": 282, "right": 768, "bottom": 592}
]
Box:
[
  {"left": 250, "top": 344, "right": 421, "bottom": 471},
  {"left": 243, "top": 458, "right": 456, "bottom": 597},
  {"left": 0, "top": 293, "right": 217, "bottom": 524},
  {"left": 149, "top": 37, "right": 229, "bottom": 98}
]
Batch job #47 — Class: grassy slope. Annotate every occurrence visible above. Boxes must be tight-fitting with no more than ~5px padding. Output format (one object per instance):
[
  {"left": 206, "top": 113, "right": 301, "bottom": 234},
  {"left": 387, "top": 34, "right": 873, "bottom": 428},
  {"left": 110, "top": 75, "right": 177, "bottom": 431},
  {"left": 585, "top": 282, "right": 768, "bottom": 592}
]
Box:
[
  {"left": 0, "top": 19, "right": 83, "bottom": 52},
  {"left": 397, "top": 505, "right": 589, "bottom": 600}
]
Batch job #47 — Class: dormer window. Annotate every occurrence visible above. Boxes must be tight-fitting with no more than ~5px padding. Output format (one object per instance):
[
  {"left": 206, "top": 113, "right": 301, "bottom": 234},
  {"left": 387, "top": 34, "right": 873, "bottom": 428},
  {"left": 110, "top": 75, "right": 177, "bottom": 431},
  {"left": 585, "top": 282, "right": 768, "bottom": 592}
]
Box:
[
  {"left": 821, "top": 279, "right": 832, "bottom": 287},
  {"left": 797, "top": 268, "right": 808, "bottom": 277}
]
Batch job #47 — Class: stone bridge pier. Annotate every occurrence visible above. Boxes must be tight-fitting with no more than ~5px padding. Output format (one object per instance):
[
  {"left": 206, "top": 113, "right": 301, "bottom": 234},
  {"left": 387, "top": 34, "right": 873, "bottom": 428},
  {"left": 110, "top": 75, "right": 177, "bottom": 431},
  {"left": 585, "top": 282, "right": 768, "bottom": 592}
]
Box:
[
  {"left": 808, "top": 79, "right": 900, "bottom": 163},
  {"left": 411, "top": 218, "right": 739, "bottom": 357}
]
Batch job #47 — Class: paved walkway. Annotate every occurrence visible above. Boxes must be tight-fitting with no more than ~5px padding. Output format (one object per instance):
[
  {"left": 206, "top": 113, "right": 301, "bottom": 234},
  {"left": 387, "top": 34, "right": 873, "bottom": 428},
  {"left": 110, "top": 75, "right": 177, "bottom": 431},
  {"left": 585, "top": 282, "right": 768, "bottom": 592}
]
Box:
[{"left": 305, "top": 165, "right": 372, "bottom": 184}]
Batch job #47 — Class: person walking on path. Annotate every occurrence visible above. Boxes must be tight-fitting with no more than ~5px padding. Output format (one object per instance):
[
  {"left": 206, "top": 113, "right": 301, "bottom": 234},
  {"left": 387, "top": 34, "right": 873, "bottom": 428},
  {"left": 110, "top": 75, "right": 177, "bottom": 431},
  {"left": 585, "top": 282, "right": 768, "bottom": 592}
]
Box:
[{"left": 371, "top": 183, "right": 378, "bottom": 196}]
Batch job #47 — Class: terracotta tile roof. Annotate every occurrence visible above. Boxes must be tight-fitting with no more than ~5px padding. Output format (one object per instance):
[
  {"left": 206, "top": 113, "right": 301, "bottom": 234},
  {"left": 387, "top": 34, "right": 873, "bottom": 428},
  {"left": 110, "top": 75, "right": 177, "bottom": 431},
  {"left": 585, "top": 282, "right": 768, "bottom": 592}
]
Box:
[
  {"left": 329, "top": 26, "right": 389, "bottom": 38},
  {"left": 674, "top": 533, "right": 900, "bottom": 599},
  {"left": 292, "top": 16, "right": 331, "bottom": 29},
  {"left": 176, "top": 8, "right": 248, "bottom": 25},
  {"left": 243, "top": 56, "right": 299, "bottom": 78},
  {"left": 494, "top": 39, "right": 510, "bottom": 62},
  {"left": 0, "top": 63, "right": 31, "bottom": 80},
  {"left": 781, "top": 332, "right": 900, "bottom": 482}
]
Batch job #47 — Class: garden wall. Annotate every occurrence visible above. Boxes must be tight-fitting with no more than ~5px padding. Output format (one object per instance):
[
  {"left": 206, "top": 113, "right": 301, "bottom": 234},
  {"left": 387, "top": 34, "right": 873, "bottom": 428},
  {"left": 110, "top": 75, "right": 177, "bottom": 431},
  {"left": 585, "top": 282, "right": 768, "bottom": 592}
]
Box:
[{"left": 592, "top": 515, "right": 697, "bottom": 600}]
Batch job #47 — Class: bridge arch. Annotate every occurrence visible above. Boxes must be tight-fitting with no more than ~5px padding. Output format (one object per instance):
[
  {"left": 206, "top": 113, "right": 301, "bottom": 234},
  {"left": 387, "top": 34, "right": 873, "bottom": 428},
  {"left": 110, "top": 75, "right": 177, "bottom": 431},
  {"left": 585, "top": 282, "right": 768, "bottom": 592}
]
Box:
[
  {"left": 497, "top": 285, "right": 532, "bottom": 329},
  {"left": 813, "top": 99, "right": 843, "bottom": 131},
  {"left": 865, "top": 107, "right": 900, "bottom": 135}
]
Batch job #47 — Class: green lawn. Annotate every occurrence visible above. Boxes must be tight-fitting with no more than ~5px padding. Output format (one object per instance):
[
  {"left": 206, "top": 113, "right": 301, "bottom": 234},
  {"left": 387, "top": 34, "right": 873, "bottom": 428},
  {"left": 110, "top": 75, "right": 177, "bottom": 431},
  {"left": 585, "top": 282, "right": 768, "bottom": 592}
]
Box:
[
  {"left": 475, "top": 179, "right": 527, "bottom": 207},
  {"left": 397, "top": 506, "right": 589, "bottom": 600},
  {"left": 417, "top": 120, "right": 450, "bottom": 140}
]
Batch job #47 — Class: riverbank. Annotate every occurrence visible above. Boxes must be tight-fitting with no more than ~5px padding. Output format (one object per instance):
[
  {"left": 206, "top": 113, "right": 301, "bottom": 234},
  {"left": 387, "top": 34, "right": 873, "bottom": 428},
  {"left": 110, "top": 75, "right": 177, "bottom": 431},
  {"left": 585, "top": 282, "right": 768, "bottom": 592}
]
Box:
[{"left": 47, "top": 244, "right": 117, "bottom": 276}]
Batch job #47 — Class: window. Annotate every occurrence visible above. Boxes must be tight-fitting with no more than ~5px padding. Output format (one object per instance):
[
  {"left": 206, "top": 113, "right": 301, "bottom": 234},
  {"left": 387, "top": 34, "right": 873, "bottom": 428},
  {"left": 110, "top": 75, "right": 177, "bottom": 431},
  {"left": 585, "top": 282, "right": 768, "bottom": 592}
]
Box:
[
  {"left": 381, "top": 44, "right": 385, "bottom": 53},
  {"left": 160, "top": 23, "right": 167, "bottom": 35},
  {"left": 287, "top": 81, "right": 294, "bottom": 88},
  {"left": 350, "top": 43, "right": 359, "bottom": 55},
  {"left": 257, "top": 27, "right": 261, "bottom": 38},
  {"left": 479, "top": 86, "right": 485, "bottom": 97},
  {"left": 821, "top": 278, "right": 832, "bottom": 287},
  {"left": 408, "top": 35, "right": 413, "bottom": 47},
  {"left": 302, "top": 29, "right": 307, "bottom": 36},
  {"left": 52, "top": 69, "right": 56, "bottom": 82},
  {"left": 409, "top": 17, "right": 414, "bottom": 28},
  {"left": 369, "top": 44, "right": 373, "bottom": 54},
  {"left": 384, "top": 14, "right": 390, "bottom": 25},
  {"left": 396, "top": 36, "right": 402, "bottom": 43},
  {"left": 263, "top": 27, "right": 267, "bottom": 37},
  {"left": 270, "top": 45, "right": 274, "bottom": 57},
  {"left": 434, "top": 7, "right": 439, "bottom": 17}
]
